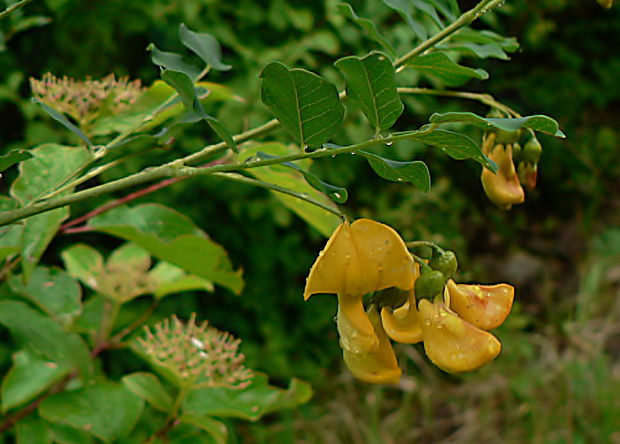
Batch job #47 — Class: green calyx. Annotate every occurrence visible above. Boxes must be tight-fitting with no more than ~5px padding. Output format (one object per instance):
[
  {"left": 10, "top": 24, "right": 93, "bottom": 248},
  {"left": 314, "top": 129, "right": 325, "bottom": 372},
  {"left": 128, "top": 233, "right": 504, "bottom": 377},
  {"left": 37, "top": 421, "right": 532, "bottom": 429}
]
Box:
[
  {"left": 494, "top": 128, "right": 521, "bottom": 144},
  {"left": 428, "top": 250, "right": 458, "bottom": 278},
  {"left": 415, "top": 269, "right": 446, "bottom": 301},
  {"left": 371, "top": 287, "right": 411, "bottom": 309},
  {"left": 520, "top": 137, "right": 542, "bottom": 163}
]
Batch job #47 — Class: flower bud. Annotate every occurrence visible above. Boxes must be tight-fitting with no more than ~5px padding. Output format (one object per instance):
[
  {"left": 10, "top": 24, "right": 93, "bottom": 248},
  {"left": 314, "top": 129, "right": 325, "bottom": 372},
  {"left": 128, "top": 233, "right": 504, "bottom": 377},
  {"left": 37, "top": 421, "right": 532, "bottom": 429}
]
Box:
[
  {"left": 481, "top": 144, "right": 525, "bottom": 209},
  {"left": 517, "top": 162, "right": 538, "bottom": 191},
  {"left": 428, "top": 250, "right": 458, "bottom": 279},
  {"left": 414, "top": 270, "right": 446, "bottom": 301},
  {"left": 521, "top": 137, "right": 542, "bottom": 163}
]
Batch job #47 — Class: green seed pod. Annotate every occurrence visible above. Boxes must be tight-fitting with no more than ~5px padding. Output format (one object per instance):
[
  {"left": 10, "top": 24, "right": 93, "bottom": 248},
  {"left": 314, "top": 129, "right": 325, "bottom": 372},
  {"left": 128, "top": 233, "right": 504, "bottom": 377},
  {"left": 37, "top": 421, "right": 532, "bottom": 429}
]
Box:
[
  {"left": 521, "top": 137, "right": 542, "bottom": 163},
  {"left": 428, "top": 250, "right": 458, "bottom": 279},
  {"left": 414, "top": 270, "right": 446, "bottom": 301}
]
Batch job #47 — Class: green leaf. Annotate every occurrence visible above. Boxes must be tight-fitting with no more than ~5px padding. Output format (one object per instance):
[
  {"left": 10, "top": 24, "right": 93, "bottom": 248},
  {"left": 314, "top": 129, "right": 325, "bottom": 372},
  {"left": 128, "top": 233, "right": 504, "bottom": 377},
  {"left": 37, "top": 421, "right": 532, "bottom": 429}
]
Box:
[
  {"left": 179, "top": 23, "right": 231, "bottom": 71},
  {"left": 149, "top": 262, "right": 214, "bottom": 299},
  {"left": 429, "top": 111, "right": 566, "bottom": 137},
  {"left": 0, "top": 149, "right": 32, "bottom": 173},
  {"left": 48, "top": 422, "right": 94, "bottom": 444},
  {"left": 15, "top": 417, "right": 52, "bottom": 444},
  {"left": 0, "top": 196, "right": 22, "bottom": 262},
  {"left": 178, "top": 414, "right": 228, "bottom": 444},
  {"left": 237, "top": 143, "right": 341, "bottom": 237},
  {"left": 8, "top": 267, "right": 82, "bottom": 327},
  {"left": 32, "top": 99, "right": 93, "bottom": 147},
  {"left": 396, "top": 127, "right": 496, "bottom": 171},
  {"left": 0, "top": 301, "right": 91, "bottom": 378},
  {"left": 360, "top": 150, "right": 430, "bottom": 192},
  {"left": 260, "top": 61, "right": 344, "bottom": 147},
  {"left": 437, "top": 41, "right": 510, "bottom": 60},
  {"left": 148, "top": 43, "right": 201, "bottom": 80},
  {"left": 161, "top": 69, "right": 237, "bottom": 153},
  {"left": 122, "top": 372, "right": 173, "bottom": 413},
  {"left": 61, "top": 244, "right": 104, "bottom": 291},
  {"left": 87, "top": 204, "right": 243, "bottom": 294},
  {"left": 335, "top": 51, "right": 403, "bottom": 131},
  {"left": 39, "top": 383, "right": 144, "bottom": 443},
  {"left": 406, "top": 51, "right": 488, "bottom": 87},
  {"left": 10, "top": 144, "right": 92, "bottom": 279},
  {"left": 2, "top": 350, "right": 71, "bottom": 412},
  {"left": 338, "top": 3, "right": 397, "bottom": 59},
  {"left": 383, "top": 0, "right": 427, "bottom": 40},
  {"left": 183, "top": 373, "right": 312, "bottom": 421},
  {"left": 453, "top": 28, "right": 519, "bottom": 53}
]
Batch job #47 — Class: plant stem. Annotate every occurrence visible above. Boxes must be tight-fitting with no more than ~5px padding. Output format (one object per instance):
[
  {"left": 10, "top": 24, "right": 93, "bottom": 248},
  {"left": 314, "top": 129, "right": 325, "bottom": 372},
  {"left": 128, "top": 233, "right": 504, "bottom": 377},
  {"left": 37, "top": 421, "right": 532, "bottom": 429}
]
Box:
[
  {"left": 213, "top": 172, "right": 343, "bottom": 218},
  {"left": 394, "top": 0, "right": 509, "bottom": 70},
  {"left": 0, "top": 0, "right": 33, "bottom": 20},
  {"left": 397, "top": 87, "right": 521, "bottom": 117}
]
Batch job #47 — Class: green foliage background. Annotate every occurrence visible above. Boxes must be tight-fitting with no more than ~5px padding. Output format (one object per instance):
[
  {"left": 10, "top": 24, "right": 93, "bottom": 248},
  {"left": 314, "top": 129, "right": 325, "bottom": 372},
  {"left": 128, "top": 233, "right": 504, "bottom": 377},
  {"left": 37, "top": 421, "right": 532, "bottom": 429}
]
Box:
[{"left": 1, "top": 0, "right": 619, "bottom": 442}]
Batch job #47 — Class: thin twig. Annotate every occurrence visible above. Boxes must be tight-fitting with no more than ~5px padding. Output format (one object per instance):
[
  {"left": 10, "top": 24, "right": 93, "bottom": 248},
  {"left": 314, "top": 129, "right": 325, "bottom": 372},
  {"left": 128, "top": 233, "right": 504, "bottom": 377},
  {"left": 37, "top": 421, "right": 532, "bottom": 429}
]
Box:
[{"left": 0, "top": 0, "right": 33, "bottom": 20}]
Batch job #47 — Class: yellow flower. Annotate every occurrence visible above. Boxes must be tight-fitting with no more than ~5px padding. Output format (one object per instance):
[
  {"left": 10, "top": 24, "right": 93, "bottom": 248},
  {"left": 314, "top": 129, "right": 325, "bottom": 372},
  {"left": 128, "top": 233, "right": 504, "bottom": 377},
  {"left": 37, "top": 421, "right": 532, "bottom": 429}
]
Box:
[
  {"left": 481, "top": 133, "right": 525, "bottom": 209},
  {"left": 380, "top": 268, "right": 423, "bottom": 344},
  {"left": 418, "top": 296, "right": 502, "bottom": 373},
  {"left": 446, "top": 279, "right": 514, "bottom": 330},
  {"left": 339, "top": 304, "right": 401, "bottom": 384}
]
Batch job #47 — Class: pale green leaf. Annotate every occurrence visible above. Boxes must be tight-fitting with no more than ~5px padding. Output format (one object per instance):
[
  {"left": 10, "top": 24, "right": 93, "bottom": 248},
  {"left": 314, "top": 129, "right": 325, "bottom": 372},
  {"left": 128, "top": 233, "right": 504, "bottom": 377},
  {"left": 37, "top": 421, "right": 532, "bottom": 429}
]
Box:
[
  {"left": 0, "top": 149, "right": 32, "bottom": 173},
  {"left": 383, "top": 0, "right": 427, "bottom": 40},
  {"left": 2, "top": 351, "right": 71, "bottom": 412},
  {"left": 39, "top": 383, "right": 144, "bottom": 443},
  {"left": 406, "top": 51, "right": 488, "bottom": 87},
  {"left": 338, "top": 3, "right": 397, "bottom": 59},
  {"left": 32, "top": 99, "right": 93, "bottom": 147},
  {"left": 179, "top": 23, "right": 231, "bottom": 71},
  {"left": 149, "top": 262, "right": 214, "bottom": 299},
  {"left": 61, "top": 244, "right": 104, "bottom": 291},
  {"left": 178, "top": 414, "right": 228, "bottom": 444},
  {"left": 335, "top": 51, "right": 403, "bottom": 131},
  {"left": 429, "top": 111, "right": 566, "bottom": 137},
  {"left": 122, "top": 372, "right": 173, "bottom": 413},
  {"left": 260, "top": 61, "right": 344, "bottom": 147},
  {"left": 148, "top": 43, "right": 201, "bottom": 80},
  {"left": 87, "top": 204, "right": 243, "bottom": 294}
]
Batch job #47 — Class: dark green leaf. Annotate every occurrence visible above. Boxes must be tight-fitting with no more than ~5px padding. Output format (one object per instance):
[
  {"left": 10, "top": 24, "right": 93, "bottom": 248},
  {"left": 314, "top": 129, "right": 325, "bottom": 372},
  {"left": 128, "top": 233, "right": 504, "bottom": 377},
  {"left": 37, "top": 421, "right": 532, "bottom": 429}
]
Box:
[
  {"left": 406, "top": 52, "right": 488, "bottom": 87},
  {"left": 335, "top": 51, "right": 403, "bottom": 131},
  {"left": 437, "top": 41, "right": 509, "bottom": 59},
  {"left": 32, "top": 99, "right": 93, "bottom": 147},
  {"left": 15, "top": 418, "right": 52, "bottom": 444},
  {"left": 0, "top": 197, "right": 22, "bottom": 262},
  {"left": 0, "top": 301, "right": 91, "bottom": 378},
  {"left": 161, "top": 69, "right": 237, "bottom": 153},
  {"left": 260, "top": 61, "right": 344, "bottom": 147},
  {"left": 0, "top": 149, "right": 32, "bottom": 173},
  {"left": 178, "top": 414, "right": 227, "bottom": 444},
  {"left": 2, "top": 351, "right": 71, "bottom": 411},
  {"left": 122, "top": 372, "right": 173, "bottom": 413},
  {"left": 237, "top": 143, "right": 341, "bottom": 237},
  {"left": 338, "top": 4, "right": 397, "bottom": 59},
  {"left": 453, "top": 28, "right": 519, "bottom": 52},
  {"left": 87, "top": 204, "right": 243, "bottom": 294},
  {"left": 183, "top": 373, "right": 312, "bottom": 421},
  {"left": 179, "top": 23, "right": 231, "bottom": 71},
  {"left": 48, "top": 422, "right": 94, "bottom": 444},
  {"left": 148, "top": 43, "right": 201, "bottom": 80},
  {"left": 360, "top": 150, "right": 430, "bottom": 192},
  {"left": 395, "top": 127, "right": 496, "bottom": 171},
  {"left": 430, "top": 111, "right": 566, "bottom": 137},
  {"left": 20, "top": 210, "right": 68, "bottom": 281},
  {"left": 39, "top": 383, "right": 144, "bottom": 443},
  {"left": 8, "top": 267, "right": 82, "bottom": 327}
]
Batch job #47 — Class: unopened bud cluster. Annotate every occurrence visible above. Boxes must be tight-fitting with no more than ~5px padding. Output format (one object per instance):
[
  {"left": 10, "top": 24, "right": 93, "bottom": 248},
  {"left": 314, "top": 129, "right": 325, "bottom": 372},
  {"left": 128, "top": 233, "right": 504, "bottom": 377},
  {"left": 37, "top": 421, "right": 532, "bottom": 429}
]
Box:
[
  {"left": 138, "top": 314, "right": 253, "bottom": 389},
  {"left": 30, "top": 73, "right": 144, "bottom": 126}
]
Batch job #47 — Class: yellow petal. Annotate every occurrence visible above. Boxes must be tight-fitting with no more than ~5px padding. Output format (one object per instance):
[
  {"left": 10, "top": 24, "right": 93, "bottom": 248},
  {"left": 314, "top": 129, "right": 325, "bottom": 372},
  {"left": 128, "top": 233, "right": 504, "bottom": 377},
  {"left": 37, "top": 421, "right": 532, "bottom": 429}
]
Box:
[
  {"left": 341, "top": 305, "right": 401, "bottom": 384},
  {"left": 418, "top": 299, "right": 501, "bottom": 373},
  {"left": 447, "top": 279, "right": 514, "bottom": 330},
  {"left": 381, "top": 287, "right": 423, "bottom": 344},
  {"left": 481, "top": 144, "right": 525, "bottom": 209},
  {"left": 304, "top": 219, "right": 415, "bottom": 300},
  {"left": 337, "top": 294, "right": 379, "bottom": 353}
]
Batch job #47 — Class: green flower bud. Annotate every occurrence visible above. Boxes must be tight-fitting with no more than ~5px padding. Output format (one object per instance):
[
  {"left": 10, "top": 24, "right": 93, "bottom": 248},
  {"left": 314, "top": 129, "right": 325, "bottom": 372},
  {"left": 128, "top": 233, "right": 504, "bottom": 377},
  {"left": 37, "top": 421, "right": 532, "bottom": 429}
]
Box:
[
  {"left": 429, "top": 250, "right": 458, "bottom": 279},
  {"left": 415, "top": 270, "right": 446, "bottom": 301},
  {"left": 521, "top": 137, "right": 542, "bottom": 163},
  {"left": 512, "top": 142, "right": 522, "bottom": 160}
]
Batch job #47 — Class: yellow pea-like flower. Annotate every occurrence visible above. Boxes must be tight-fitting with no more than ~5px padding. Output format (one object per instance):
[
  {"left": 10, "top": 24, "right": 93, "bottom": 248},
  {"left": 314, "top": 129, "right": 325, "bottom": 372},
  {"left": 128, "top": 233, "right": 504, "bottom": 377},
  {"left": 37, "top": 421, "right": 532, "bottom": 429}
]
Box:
[
  {"left": 446, "top": 279, "right": 514, "bottom": 330},
  {"left": 304, "top": 219, "right": 415, "bottom": 300},
  {"left": 340, "top": 304, "right": 401, "bottom": 384},
  {"left": 418, "top": 297, "right": 501, "bottom": 373},
  {"left": 481, "top": 143, "right": 525, "bottom": 209},
  {"left": 380, "top": 267, "right": 423, "bottom": 344}
]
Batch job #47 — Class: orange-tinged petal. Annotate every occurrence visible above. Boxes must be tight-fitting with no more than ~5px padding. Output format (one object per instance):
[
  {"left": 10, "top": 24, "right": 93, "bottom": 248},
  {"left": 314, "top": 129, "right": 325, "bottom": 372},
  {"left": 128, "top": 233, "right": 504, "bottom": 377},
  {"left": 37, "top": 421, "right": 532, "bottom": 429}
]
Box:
[
  {"left": 447, "top": 279, "right": 514, "bottom": 330},
  {"left": 304, "top": 219, "right": 415, "bottom": 300},
  {"left": 481, "top": 144, "right": 525, "bottom": 209},
  {"left": 341, "top": 305, "right": 401, "bottom": 384},
  {"left": 337, "top": 294, "right": 379, "bottom": 353},
  {"left": 418, "top": 299, "right": 501, "bottom": 373},
  {"left": 381, "top": 288, "right": 423, "bottom": 344}
]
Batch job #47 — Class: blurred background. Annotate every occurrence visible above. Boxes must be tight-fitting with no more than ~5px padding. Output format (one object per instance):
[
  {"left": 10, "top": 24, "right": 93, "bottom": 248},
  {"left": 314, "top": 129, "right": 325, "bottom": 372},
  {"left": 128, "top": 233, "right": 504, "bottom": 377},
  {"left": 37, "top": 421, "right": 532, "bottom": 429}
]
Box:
[{"left": 1, "top": 0, "right": 619, "bottom": 442}]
